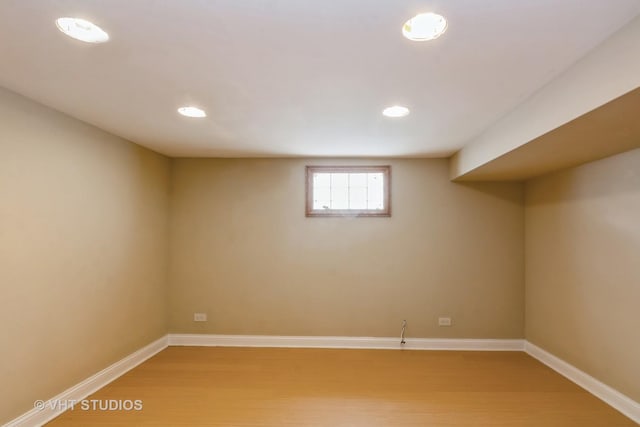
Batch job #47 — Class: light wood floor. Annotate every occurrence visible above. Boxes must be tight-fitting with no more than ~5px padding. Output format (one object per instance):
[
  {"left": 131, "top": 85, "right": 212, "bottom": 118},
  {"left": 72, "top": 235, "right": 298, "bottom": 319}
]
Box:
[{"left": 47, "top": 347, "right": 636, "bottom": 426}]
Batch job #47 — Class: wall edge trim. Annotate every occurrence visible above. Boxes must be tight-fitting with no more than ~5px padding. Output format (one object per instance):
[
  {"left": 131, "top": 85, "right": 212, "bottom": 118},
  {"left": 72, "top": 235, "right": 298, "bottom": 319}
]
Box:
[
  {"left": 167, "top": 333, "right": 525, "bottom": 351},
  {"left": 3, "top": 335, "right": 168, "bottom": 427},
  {"left": 524, "top": 341, "right": 640, "bottom": 423}
]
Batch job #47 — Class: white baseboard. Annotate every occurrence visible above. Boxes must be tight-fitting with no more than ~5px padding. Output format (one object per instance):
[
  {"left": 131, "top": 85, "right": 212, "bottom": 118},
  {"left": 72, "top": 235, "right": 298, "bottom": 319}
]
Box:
[
  {"left": 6, "top": 334, "right": 637, "bottom": 426},
  {"left": 168, "top": 334, "right": 525, "bottom": 351},
  {"left": 4, "top": 335, "right": 168, "bottom": 427},
  {"left": 525, "top": 341, "right": 640, "bottom": 424}
]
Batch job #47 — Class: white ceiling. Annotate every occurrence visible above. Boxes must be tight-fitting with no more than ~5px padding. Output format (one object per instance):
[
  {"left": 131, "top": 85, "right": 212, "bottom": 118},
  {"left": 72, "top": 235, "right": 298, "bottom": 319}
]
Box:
[{"left": 1, "top": 1, "right": 639, "bottom": 158}]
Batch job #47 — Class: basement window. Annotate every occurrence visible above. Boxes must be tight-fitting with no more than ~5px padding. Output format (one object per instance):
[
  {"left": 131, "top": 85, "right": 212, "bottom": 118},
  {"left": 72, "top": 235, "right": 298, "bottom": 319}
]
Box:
[{"left": 305, "top": 166, "right": 390, "bottom": 217}]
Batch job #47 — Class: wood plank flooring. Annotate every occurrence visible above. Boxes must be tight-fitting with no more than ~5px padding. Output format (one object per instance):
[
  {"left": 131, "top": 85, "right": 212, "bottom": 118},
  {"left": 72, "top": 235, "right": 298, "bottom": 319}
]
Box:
[{"left": 47, "top": 347, "right": 637, "bottom": 426}]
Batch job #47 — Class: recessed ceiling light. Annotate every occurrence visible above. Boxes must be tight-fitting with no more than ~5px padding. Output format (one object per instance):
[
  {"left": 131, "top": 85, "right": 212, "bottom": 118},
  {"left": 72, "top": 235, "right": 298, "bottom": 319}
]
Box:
[
  {"left": 55, "top": 17, "right": 109, "bottom": 43},
  {"left": 177, "top": 106, "right": 207, "bottom": 118},
  {"left": 383, "top": 106, "right": 410, "bottom": 118},
  {"left": 402, "top": 12, "right": 447, "bottom": 41}
]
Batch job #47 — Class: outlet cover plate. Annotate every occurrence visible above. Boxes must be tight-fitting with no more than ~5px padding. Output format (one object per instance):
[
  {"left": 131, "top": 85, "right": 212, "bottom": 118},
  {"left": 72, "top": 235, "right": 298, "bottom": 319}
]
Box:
[
  {"left": 193, "top": 313, "right": 208, "bottom": 322},
  {"left": 438, "top": 317, "right": 452, "bottom": 326}
]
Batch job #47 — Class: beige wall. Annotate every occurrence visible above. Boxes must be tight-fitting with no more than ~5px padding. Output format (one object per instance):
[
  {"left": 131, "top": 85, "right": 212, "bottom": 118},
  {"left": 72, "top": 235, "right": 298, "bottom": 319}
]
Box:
[
  {"left": 0, "top": 87, "right": 171, "bottom": 423},
  {"left": 525, "top": 148, "right": 640, "bottom": 402},
  {"left": 168, "top": 158, "right": 524, "bottom": 338}
]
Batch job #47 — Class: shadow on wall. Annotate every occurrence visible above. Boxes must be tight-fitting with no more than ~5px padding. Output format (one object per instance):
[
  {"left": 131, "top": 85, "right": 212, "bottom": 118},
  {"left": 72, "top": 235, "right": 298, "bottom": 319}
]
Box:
[
  {"left": 525, "top": 148, "right": 639, "bottom": 206},
  {"left": 456, "top": 181, "right": 525, "bottom": 205}
]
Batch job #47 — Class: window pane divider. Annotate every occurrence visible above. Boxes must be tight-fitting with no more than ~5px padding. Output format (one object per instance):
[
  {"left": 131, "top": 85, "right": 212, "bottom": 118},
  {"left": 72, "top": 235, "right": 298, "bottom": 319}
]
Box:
[{"left": 305, "top": 165, "right": 391, "bottom": 217}]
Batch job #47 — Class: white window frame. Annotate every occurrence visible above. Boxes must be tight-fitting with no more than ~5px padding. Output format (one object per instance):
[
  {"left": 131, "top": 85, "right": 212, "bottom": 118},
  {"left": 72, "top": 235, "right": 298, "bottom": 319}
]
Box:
[{"left": 305, "top": 165, "right": 391, "bottom": 217}]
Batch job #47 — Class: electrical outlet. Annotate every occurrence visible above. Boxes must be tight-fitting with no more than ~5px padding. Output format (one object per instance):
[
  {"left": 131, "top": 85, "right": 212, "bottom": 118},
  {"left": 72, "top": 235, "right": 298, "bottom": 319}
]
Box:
[
  {"left": 193, "top": 313, "right": 207, "bottom": 322},
  {"left": 438, "top": 317, "right": 452, "bottom": 327}
]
